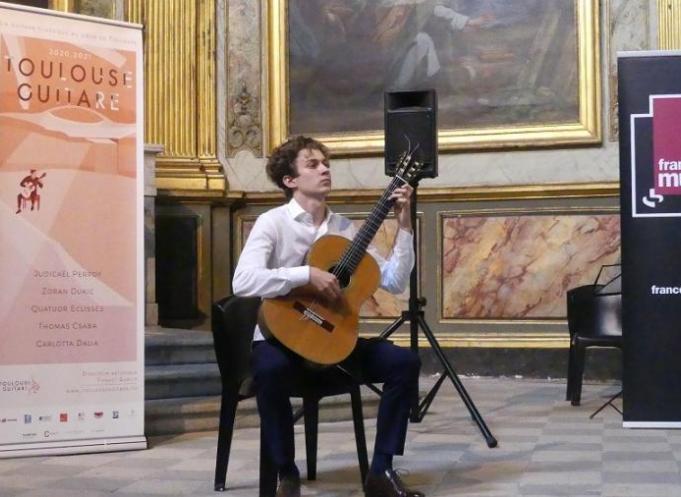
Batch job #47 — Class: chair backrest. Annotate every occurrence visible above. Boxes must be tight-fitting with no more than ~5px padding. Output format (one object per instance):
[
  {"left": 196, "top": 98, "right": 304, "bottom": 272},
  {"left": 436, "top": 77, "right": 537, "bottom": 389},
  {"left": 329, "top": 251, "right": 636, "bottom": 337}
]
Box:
[
  {"left": 212, "top": 295, "right": 261, "bottom": 387},
  {"left": 567, "top": 284, "right": 622, "bottom": 338}
]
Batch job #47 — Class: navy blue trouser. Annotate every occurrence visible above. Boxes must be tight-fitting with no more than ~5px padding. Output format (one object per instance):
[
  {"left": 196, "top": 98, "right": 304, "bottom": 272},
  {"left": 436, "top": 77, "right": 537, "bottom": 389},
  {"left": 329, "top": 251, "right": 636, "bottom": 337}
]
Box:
[{"left": 251, "top": 338, "right": 421, "bottom": 471}]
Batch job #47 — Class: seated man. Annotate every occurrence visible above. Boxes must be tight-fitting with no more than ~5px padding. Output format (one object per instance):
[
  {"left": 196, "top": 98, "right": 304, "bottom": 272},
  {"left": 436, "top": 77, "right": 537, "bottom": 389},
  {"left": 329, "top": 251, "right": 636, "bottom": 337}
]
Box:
[{"left": 233, "top": 136, "right": 424, "bottom": 497}]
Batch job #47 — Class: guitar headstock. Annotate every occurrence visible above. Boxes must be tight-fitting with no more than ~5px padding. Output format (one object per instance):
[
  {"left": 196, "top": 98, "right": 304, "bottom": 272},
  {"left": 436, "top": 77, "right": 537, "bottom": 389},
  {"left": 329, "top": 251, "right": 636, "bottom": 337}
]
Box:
[{"left": 394, "top": 150, "right": 424, "bottom": 185}]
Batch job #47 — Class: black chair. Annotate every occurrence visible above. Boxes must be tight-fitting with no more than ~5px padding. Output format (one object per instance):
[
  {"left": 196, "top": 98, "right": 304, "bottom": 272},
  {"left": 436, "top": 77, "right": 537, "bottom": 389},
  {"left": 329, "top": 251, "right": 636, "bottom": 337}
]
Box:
[
  {"left": 565, "top": 284, "right": 623, "bottom": 406},
  {"left": 211, "top": 295, "right": 369, "bottom": 496}
]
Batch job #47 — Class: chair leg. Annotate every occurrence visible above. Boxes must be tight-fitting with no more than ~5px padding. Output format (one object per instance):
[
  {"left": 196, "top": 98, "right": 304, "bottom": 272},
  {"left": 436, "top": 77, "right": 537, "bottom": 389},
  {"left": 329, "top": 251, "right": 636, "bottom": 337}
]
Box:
[
  {"left": 303, "top": 397, "right": 319, "bottom": 481},
  {"left": 214, "top": 385, "right": 239, "bottom": 491},
  {"left": 259, "top": 428, "right": 278, "bottom": 497},
  {"left": 350, "top": 386, "right": 369, "bottom": 489},
  {"left": 566, "top": 341, "right": 575, "bottom": 401},
  {"left": 571, "top": 343, "right": 587, "bottom": 406}
]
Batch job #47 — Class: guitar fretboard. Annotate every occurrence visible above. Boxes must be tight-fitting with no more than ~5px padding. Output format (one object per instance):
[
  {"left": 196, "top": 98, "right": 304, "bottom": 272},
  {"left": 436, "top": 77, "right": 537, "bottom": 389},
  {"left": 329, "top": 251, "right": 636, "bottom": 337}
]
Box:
[{"left": 334, "top": 174, "right": 407, "bottom": 276}]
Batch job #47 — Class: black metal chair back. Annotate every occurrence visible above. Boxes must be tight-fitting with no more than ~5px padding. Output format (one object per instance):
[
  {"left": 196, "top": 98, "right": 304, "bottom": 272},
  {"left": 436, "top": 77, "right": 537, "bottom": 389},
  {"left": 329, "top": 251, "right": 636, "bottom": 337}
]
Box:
[
  {"left": 567, "top": 285, "right": 622, "bottom": 338},
  {"left": 212, "top": 295, "right": 259, "bottom": 397}
]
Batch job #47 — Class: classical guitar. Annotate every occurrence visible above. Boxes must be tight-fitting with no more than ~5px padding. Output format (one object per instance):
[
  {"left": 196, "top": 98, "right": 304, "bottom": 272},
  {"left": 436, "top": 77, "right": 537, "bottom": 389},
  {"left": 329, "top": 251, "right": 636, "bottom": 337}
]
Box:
[{"left": 258, "top": 150, "right": 422, "bottom": 366}]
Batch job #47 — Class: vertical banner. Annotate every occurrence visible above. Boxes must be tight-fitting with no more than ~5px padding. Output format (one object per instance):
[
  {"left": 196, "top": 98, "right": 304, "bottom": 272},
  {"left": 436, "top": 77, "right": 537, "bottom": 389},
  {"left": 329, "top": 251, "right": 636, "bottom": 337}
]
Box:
[
  {"left": 618, "top": 51, "right": 681, "bottom": 428},
  {"left": 0, "top": 3, "right": 146, "bottom": 455}
]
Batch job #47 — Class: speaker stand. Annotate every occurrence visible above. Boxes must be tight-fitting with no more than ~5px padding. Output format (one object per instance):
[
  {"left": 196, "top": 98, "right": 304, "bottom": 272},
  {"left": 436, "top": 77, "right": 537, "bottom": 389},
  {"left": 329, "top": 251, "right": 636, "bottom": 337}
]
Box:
[{"left": 379, "top": 183, "right": 498, "bottom": 448}]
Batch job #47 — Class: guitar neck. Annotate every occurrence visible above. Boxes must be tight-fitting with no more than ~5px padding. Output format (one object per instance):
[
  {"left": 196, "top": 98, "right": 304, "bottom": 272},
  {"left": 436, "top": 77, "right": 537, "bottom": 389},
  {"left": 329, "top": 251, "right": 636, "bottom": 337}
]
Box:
[{"left": 339, "top": 174, "right": 406, "bottom": 274}]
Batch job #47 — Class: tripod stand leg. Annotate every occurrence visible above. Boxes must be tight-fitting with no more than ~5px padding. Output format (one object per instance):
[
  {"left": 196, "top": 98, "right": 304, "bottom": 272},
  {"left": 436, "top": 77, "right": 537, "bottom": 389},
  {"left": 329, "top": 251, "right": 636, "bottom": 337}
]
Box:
[
  {"left": 417, "top": 315, "right": 498, "bottom": 448},
  {"left": 379, "top": 315, "right": 406, "bottom": 340},
  {"left": 416, "top": 371, "right": 447, "bottom": 420},
  {"left": 376, "top": 182, "right": 496, "bottom": 447},
  {"left": 409, "top": 312, "right": 420, "bottom": 422}
]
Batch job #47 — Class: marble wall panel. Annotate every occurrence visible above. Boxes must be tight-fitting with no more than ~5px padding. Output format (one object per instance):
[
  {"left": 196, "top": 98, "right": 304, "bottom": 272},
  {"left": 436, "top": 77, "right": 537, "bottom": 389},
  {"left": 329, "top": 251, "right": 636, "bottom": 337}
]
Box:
[
  {"left": 349, "top": 218, "right": 409, "bottom": 319},
  {"left": 442, "top": 212, "right": 620, "bottom": 319}
]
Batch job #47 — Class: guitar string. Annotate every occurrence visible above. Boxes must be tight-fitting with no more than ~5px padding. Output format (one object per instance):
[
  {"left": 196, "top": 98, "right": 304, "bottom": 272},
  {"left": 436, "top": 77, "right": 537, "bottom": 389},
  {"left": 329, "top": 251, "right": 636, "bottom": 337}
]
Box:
[
  {"left": 333, "top": 174, "right": 405, "bottom": 277},
  {"left": 332, "top": 171, "right": 408, "bottom": 279},
  {"left": 332, "top": 183, "right": 394, "bottom": 277},
  {"left": 330, "top": 149, "right": 411, "bottom": 277}
]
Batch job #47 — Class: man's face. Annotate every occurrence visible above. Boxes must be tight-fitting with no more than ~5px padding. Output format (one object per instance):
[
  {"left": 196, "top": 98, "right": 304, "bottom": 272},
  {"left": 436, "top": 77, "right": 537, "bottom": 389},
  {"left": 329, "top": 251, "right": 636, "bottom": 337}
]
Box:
[{"left": 286, "top": 147, "right": 332, "bottom": 198}]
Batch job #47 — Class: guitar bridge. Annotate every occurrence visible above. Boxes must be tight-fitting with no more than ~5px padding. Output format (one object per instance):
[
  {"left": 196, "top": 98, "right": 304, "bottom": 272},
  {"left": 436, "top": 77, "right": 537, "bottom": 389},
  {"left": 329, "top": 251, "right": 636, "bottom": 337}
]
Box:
[{"left": 293, "top": 301, "right": 334, "bottom": 332}]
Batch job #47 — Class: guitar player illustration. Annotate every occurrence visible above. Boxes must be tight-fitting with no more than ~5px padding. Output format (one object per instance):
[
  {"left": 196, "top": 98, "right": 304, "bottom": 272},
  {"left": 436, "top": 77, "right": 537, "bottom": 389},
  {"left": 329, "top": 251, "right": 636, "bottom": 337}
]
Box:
[{"left": 16, "top": 169, "right": 47, "bottom": 214}]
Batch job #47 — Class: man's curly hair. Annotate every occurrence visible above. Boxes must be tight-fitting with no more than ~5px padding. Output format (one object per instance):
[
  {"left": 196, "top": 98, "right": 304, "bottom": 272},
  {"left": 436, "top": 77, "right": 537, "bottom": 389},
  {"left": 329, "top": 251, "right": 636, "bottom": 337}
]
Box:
[{"left": 266, "top": 135, "right": 330, "bottom": 199}]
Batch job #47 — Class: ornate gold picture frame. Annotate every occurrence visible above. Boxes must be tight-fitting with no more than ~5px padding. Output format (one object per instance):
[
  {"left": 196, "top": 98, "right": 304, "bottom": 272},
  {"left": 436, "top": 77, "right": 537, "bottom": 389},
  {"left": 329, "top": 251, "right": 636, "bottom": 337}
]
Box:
[
  {"left": 49, "top": 0, "right": 117, "bottom": 18},
  {"left": 268, "top": 0, "right": 601, "bottom": 155}
]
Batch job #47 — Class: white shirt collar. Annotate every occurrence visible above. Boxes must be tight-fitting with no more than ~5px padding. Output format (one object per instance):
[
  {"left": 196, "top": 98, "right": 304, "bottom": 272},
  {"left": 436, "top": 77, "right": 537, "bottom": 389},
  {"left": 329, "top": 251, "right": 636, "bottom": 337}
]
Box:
[{"left": 286, "top": 198, "right": 333, "bottom": 224}]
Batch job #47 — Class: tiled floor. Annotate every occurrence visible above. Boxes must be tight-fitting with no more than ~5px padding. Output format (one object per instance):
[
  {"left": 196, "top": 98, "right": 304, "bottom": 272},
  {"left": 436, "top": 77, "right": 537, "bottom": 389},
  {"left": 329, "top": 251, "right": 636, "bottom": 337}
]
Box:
[{"left": 1, "top": 377, "right": 679, "bottom": 497}]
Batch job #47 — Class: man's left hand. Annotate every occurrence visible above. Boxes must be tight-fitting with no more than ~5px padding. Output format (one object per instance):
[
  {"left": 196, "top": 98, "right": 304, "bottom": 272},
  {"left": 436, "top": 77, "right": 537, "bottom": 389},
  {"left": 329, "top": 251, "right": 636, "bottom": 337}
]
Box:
[{"left": 390, "top": 184, "right": 413, "bottom": 231}]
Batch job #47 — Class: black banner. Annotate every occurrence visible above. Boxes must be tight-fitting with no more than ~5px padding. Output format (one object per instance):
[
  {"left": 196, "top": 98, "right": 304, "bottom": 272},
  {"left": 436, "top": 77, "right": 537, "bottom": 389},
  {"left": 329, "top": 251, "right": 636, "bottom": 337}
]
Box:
[{"left": 619, "top": 52, "right": 681, "bottom": 427}]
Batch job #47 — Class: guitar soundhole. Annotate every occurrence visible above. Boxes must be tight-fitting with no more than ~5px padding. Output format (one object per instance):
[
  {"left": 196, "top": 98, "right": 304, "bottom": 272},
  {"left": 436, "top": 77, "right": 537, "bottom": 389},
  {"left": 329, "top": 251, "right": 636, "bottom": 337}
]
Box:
[{"left": 329, "top": 265, "right": 351, "bottom": 289}]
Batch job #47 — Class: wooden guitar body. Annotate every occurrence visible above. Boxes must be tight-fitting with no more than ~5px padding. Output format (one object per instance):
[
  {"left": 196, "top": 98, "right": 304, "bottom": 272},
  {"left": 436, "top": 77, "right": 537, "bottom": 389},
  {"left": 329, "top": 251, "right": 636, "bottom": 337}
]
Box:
[{"left": 258, "top": 234, "right": 381, "bottom": 365}]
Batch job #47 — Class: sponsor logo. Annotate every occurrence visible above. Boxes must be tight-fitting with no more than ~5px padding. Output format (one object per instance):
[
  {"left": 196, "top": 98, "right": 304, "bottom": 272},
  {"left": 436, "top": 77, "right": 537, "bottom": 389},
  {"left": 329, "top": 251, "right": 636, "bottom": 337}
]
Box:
[
  {"left": 651, "top": 285, "right": 681, "bottom": 295},
  {"left": 1, "top": 417, "right": 18, "bottom": 423},
  {"left": 93, "top": 411, "right": 104, "bottom": 419},
  {"left": 38, "top": 415, "right": 52, "bottom": 422},
  {"left": 0, "top": 377, "right": 40, "bottom": 394},
  {"left": 24, "top": 414, "right": 32, "bottom": 424},
  {"left": 59, "top": 413, "right": 68, "bottom": 422},
  {"left": 112, "top": 410, "right": 119, "bottom": 419},
  {"left": 77, "top": 412, "right": 85, "bottom": 421},
  {"left": 632, "top": 95, "right": 681, "bottom": 216}
]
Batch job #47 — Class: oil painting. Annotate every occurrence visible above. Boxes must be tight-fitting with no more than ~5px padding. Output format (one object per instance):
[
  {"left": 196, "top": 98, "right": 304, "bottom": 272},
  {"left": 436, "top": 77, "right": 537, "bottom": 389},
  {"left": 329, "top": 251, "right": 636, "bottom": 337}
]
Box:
[{"left": 269, "top": 0, "right": 600, "bottom": 153}]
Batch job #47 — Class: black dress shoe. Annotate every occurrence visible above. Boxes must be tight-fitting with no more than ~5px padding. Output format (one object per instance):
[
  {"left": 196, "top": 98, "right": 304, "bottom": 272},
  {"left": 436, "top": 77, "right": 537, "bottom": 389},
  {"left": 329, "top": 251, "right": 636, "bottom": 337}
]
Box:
[
  {"left": 365, "top": 469, "right": 425, "bottom": 497},
  {"left": 275, "top": 473, "right": 301, "bottom": 497}
]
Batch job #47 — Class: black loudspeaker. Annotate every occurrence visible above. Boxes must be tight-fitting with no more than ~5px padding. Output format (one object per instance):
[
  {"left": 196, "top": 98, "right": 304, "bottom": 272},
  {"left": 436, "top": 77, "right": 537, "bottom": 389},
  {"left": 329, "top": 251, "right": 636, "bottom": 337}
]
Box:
[{"left": 384, "top": 90, "right": 438, "bottom": 179}]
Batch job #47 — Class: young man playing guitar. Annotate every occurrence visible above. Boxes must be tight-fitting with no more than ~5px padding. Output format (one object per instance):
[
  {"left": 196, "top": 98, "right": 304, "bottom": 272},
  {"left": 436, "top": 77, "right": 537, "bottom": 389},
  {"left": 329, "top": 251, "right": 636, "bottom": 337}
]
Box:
[{"left": 233, "top": 136, "right": 424, "bottom": 497}]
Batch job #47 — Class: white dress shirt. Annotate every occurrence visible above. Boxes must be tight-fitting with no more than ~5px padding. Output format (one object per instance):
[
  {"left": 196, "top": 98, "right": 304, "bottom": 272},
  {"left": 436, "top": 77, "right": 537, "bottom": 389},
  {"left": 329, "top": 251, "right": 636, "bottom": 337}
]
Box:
[{"left": 232, "top": 198, "right": 415, "bottom": 340}]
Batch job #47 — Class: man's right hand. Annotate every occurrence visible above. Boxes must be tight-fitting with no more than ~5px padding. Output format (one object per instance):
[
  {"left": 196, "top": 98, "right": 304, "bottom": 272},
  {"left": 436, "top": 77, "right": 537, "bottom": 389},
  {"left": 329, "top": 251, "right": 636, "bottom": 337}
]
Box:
[{"left": 309, "top": 267, "right": 342, "bottom": 302}]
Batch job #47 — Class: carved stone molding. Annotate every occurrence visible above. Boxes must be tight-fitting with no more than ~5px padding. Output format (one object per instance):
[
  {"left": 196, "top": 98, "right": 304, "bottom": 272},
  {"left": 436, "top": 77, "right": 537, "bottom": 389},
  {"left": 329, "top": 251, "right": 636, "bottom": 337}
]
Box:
[
  {"left": 227, "top": 84, "right": 262, "bottom": 156},
  {"left": 226, "top": 0, "right": 262, "bottom": 158},
  {"left": 606, "top": 0, "right": 651, "bottom": 142}
]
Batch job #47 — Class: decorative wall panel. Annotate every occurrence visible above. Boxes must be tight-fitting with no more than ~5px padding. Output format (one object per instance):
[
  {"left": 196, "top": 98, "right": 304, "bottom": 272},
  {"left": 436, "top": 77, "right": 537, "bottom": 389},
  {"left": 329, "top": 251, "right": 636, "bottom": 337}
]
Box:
[
  {"left": 226, "top": 0, "right": 262, "bottom": 157},
  {"left": 350, "top": 217, "right": 408, "bottom": 319},
  {"left": 441, "top": 211, "right": 620, "bottom": 320}
]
